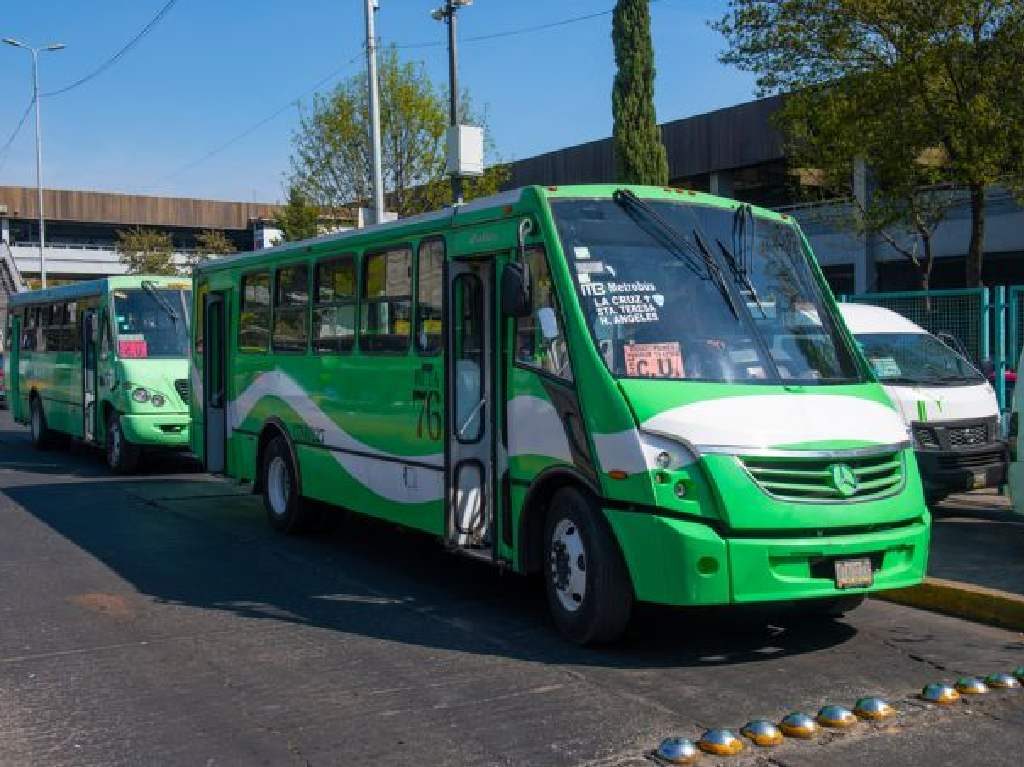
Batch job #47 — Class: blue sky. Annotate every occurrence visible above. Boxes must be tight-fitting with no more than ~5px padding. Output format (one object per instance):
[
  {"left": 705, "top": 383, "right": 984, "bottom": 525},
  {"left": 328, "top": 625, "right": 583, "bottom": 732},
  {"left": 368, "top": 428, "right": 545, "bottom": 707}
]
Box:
[{"left": 0, "top": 0, "right": 757, "bottom": 203}]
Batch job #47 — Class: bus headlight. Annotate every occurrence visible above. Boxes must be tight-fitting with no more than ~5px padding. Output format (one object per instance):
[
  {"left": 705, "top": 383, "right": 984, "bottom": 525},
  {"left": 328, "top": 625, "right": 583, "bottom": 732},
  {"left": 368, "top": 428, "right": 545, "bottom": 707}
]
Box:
[
  {"left": 150, "top": 394, "right": 166, "bottom": 408},
  {"left": 132, "top": 387, "right": 150, "bottom": 403}
]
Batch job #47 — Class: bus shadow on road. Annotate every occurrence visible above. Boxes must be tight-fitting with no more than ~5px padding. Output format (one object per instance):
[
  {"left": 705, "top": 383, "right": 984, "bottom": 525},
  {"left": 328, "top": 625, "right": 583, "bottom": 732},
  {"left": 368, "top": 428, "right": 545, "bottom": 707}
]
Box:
[{"left": 3, "top": 476, "right": 858, "bottom": 670}]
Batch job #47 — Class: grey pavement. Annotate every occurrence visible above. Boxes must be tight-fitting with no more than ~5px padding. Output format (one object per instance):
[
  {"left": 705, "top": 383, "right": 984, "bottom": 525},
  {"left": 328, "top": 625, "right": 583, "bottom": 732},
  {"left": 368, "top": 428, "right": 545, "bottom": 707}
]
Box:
[
  {"left": 0, "top": 410, "right": 1022, "bottom": 767},
  {"left": 931, "top": 491, "right": 1024, "bottom": 595}
]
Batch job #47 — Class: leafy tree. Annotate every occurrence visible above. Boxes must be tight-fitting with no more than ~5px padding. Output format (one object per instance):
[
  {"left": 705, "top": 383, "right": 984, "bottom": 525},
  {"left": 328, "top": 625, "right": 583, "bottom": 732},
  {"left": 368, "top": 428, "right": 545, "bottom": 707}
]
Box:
[
  {"left": 289, "top": 47, "right": 505, "bottom": 218},
  {"left": 188, "top": 229, "right": 237, "bottom": 271},
  {"left": 612, "top": 0, "right": 669, "bottom": 185},
  {"left": 274, "top": 186, "right": 321, "bottom": 242},
  {"left": 117, "top": 227, "right": 176, "bottom": 275},
  {"left": 715, "top": 0, "right": 1024, "bottom": 287}
]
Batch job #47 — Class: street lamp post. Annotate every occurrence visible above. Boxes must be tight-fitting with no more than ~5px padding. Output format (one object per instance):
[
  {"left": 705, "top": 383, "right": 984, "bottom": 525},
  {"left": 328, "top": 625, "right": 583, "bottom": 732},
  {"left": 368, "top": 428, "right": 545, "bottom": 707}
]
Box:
[
  {"left": 431, "top": 0, "right": 471, "bottom": 205},
  {"left": 3, "top": 38, "right": 65, "bottom": 289}
]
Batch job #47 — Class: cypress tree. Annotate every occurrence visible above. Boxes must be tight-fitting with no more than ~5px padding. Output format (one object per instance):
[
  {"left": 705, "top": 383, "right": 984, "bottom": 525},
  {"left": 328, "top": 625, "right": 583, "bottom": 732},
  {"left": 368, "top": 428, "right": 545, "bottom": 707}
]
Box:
[{"left": 612, "top": 0, "right": 669, "bottom": 185}]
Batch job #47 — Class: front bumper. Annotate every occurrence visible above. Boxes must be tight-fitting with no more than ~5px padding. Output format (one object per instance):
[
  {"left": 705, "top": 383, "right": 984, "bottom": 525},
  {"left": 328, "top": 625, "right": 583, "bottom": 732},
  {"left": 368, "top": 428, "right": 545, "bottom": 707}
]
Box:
[
  {"left": 605, "top": 509, "right": 930, "bottom": 607},
  {"left": 120, "top": 413, "right": 191, "bottom": 448},
  {"left": 915, "top": 445, "right": 1007, "bottom": 496}
]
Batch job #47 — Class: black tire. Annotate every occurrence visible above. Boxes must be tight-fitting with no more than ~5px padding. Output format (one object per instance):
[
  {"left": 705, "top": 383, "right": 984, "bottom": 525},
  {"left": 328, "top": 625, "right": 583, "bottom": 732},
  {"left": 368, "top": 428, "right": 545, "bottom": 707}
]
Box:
[
  {"left": 106, "top": 412, "right": 140, "bottom": 474},
  {"left": 261, "top": 435, "right": 314, "bottom": 534},
  {"left": 29, "top": 396, "right": 55, "bottom": 450},
  {"left": 543, "top": 487, "right": 634, "bottom": 645}
]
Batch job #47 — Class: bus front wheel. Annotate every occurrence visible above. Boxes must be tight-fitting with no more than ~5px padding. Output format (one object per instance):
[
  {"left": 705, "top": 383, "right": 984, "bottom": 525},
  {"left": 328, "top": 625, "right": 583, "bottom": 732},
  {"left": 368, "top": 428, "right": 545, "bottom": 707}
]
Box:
[
  {"left": 30, "top": 397, "right": 55, "bottom": 450},
  {"left": 261, "top": 436, "right": 314, "bottom": 534},
  {"left": 543, "top": 487, "right": 634, "bottom": 645},
  {"left": 106, "top": 412, "right": 140, "bottom": 474}
]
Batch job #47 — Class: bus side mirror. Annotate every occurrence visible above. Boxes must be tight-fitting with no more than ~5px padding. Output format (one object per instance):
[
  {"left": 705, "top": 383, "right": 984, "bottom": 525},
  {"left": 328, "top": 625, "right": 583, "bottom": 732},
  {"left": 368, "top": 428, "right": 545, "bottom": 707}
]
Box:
[{"left": 501, "top": 262, "right": 532, "bottom": 318}]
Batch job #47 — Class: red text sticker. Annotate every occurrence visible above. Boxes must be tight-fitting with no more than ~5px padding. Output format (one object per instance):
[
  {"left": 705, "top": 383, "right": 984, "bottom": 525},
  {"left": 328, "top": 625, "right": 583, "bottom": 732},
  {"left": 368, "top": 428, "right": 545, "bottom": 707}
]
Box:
[
  {"left": 624, "top": 342, "right": 684, "bottom": 379},
  {"left": 118, "top": 338, "right": 149, "bottom": 359}
]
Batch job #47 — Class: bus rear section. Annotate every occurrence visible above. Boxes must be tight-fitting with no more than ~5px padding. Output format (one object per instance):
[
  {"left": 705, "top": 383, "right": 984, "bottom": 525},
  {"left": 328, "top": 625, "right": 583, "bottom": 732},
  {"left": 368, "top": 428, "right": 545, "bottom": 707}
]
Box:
[
  {"left": 8, "top": 276, "right": 192, "bottom": 473},
  {"left": 192, "top": 185, "right": 929, "bottom": 645}
]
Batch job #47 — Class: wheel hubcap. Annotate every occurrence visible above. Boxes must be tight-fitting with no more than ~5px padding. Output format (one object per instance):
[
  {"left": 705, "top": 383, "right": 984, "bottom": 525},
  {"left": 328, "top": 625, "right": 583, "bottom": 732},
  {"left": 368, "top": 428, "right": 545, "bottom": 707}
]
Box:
[
  {"left": 267, "top": 456, "right": 291, "bottom": 517},
  {"left": 550, "top": 518, "right": 587, "bottom": 612}
]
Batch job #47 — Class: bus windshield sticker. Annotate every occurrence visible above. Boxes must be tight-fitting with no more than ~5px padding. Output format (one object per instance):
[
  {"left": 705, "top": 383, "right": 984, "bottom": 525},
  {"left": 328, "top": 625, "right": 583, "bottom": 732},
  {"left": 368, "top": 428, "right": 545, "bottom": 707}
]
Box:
[
  {"left": 575, "top": 261, "right": 605, "bottom": 275},
  {"left": 117, "top": 335, "right": 149, "bottom": 359},
  {"left": 869, "top": 356, "right": 902, "bottom": 377},
  {"left": 624, "top": 342, "right": 684, "bottom": 379},
  {"left": 573, "top": 246, "right": 591, "bottom": 260}
]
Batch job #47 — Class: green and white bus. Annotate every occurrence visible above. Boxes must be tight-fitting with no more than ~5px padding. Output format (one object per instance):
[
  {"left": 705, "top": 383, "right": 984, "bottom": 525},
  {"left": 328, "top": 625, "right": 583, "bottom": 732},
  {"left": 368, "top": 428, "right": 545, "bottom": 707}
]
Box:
[
  {"left": 6, "top": 276, "right": 192, "bottom": 472},
  {"left": 191, "top": 185, "right": 930, "bottom": 644}
]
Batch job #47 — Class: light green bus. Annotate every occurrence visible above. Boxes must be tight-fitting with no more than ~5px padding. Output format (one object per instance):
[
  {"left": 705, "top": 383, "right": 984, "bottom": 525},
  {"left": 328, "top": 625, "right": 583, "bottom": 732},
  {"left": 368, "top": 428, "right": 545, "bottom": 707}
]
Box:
[
  {"left": 191, "top": 185, "right": 930, "bottom": 644},
  {"left": 6, "top": 276, "right": 192, "bottom": 472}
]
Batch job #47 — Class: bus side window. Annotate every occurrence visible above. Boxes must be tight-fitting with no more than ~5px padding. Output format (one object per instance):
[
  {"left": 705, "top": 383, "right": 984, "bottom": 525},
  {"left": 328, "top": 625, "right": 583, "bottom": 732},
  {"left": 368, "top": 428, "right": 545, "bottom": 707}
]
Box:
[
  {"left": 313, "top": 255, "right": 357, "bottom": 353},
  {"left": 361, "top": 247, "right": 412, "bottom": 353},
  {"left": 99, "top": 311, "right": 111, "bottom": 360},
  {"left": 272, "top": 263, "right": 310, "bottom": 353},
  {"left": 515, "top": 246, "right": 572, "bottom": 381},
  {"left": 20, "top": 308, "right": 36, "bottom": 352},
  {"left": 239, "top": 272, "right": 271, "bottom": 354},
  {"left": 416, "top": 240, "right": 444, "bottom": 354}
]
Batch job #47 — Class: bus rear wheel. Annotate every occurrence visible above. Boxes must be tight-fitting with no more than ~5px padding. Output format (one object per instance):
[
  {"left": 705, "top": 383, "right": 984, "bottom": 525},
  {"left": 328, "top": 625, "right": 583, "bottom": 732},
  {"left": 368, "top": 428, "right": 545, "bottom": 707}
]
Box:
[
  {"left": 261, "top": 436, "right": 314, "bottom": 534},
  {"left": 29, "top": 396, "right": 54, "bottom": 450},
  {"left": 543, "top": 487, "right": 633, "bottom": 645},
  {"left": 106, "top": 412, "right": 140, "bottom": 474}
]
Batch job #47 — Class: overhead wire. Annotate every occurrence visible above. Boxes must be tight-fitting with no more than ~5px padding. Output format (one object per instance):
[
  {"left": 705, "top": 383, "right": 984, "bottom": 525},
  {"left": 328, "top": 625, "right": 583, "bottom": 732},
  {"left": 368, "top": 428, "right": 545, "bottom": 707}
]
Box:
[
  {"left": 394, "top": 9, "right": 615, "bottom": 50},
  {"left": 0, "top": 98, "right": 34, "bottom": 174},
  {"left": 43, "top": 0, "right": 179, "bottom": 97}
]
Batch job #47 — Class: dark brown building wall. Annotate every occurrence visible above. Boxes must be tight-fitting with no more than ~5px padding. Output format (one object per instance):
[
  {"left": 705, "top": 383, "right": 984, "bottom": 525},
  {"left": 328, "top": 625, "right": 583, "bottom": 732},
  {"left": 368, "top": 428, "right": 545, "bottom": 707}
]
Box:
[{"left": 0, "top": 187, "right": 281, "bottom": 231}]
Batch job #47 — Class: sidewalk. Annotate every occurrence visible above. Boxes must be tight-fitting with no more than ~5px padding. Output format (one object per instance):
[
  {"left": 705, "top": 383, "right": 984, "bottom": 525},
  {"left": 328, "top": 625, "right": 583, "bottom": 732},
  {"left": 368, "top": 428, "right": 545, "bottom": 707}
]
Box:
[{"left": 876, "top": 490, "right": 1024, "bottom": 629}]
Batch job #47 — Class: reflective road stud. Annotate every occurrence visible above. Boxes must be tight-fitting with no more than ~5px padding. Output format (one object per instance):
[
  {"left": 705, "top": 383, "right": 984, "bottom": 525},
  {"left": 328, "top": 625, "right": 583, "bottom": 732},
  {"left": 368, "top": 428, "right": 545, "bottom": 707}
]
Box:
[
  {"left": 655, "top": 738, "right": 700, "bottom": 765},
  {"left": 921, "top": 682, "right": 960, "bottom": 704},
  {"left": 955, "top": 676, "right": 988, "bottom": 695},
  {"left": 697, "top": 729, "right": 744, "bottom": 756},
  {"left": 817, "top": 705, "right": 857, "bottom": 728},
  {"left": 740, "top": 720, "right": 783, "bottom": 747},
  {"left": 779, "top": 712, "right": 819, "bottom": 739},
  {"left": 853, "top": 697, "right": 895, "bottom": 720},
  {"left": 984, "top": 672, "right": 1021, "bottom": 690}
]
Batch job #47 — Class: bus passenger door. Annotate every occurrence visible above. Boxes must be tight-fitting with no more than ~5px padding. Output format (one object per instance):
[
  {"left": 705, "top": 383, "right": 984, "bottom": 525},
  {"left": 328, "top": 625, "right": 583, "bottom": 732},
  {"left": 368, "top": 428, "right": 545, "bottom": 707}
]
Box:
[
  {"left": 82, "top": 309, "right": 98, "bottom": 443},
  {"left": 7, "top": 315, "right": 21, "bottom": 422},
  {"left": 204, "top": 292, "right": 228, "bottom": 473},
  {"left": 446, "top": 260, "right": 494, "bottom": 552}
]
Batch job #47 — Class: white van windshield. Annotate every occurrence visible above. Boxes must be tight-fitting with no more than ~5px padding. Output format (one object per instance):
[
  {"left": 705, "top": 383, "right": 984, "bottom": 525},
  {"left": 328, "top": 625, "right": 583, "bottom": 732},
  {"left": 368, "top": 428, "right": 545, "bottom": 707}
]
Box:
[{"left": 856, "top": 332, "right": 985, "bottom": 386}]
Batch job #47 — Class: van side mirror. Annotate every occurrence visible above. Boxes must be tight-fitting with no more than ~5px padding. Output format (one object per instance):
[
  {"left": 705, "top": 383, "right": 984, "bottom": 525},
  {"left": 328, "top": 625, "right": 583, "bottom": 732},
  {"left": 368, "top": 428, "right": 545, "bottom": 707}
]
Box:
[{"left": 501, "top": 262, "right": 532, "bottom": 318}]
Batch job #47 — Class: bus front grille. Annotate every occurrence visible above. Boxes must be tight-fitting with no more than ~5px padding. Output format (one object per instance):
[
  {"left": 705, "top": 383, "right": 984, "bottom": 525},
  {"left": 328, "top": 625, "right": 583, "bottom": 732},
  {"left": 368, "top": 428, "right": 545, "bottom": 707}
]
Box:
[
  {"left": 738, "top": 451, "right": 904, "bottom": 503},
  {"left": 174, "top": 379, "right": 190, "bottom": 402}
]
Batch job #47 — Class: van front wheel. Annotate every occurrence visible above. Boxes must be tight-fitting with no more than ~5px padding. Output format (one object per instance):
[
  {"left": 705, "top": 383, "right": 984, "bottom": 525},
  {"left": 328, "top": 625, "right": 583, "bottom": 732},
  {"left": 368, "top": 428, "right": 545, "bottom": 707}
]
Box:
[
  {"left": 106, "top": 412, "right": 140, "bottom": 473},
  {"left": 543, "top": 487, "right": 633, "bottom": 645},
  {"left": 30, "top": 397, "right": 54, "bottom": 450}
]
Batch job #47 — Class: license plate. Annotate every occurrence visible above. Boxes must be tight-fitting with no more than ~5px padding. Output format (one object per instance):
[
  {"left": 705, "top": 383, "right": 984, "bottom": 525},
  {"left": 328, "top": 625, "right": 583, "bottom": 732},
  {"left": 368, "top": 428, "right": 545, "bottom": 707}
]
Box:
[
  {"left": 835, "top": 558, "right": 873, "bottom": 589},
  {"left": 971, "top": 471, "right": 987, "bottom": 490}
]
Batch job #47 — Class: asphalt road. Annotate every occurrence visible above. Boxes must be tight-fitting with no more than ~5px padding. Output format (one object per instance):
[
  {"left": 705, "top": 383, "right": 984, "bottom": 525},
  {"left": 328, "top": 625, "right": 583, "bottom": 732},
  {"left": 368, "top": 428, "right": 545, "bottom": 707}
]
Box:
[{"left": 1, "top": 410, "right": 1022, "bottom": 767}]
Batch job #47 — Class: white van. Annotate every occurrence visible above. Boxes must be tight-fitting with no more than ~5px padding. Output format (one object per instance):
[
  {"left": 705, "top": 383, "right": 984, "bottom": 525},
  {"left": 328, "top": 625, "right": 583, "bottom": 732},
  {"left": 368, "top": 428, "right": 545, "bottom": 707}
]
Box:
[
  {"left": 1006, "top": 348, "right": 1024, "bottom": 514},
  {"left": 839, "top": 303, "right": 1005, "bottom": 503}
]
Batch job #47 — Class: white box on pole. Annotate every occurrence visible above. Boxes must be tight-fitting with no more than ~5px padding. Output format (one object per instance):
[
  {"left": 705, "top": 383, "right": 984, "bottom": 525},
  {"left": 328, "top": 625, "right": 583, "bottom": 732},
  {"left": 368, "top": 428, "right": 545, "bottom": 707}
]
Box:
[{"left": 446, "top": 124, "right": 484, "bottom": 177}]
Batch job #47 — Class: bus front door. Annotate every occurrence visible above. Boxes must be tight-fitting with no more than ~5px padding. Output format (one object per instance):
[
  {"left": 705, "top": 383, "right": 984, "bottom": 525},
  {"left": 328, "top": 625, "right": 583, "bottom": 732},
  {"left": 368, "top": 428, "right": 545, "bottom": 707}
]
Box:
[
  {"left": 204, "top": 292, "right": 227, "bottom": 473},
  {"left": 8, "top": 315, "right": 21, "bottom": 421},
  {"left": 446, "top": 260, "right": 494, "bottom": 552},
  {"left": 82, "top": 309, "right": 98, "bottom": 443}
]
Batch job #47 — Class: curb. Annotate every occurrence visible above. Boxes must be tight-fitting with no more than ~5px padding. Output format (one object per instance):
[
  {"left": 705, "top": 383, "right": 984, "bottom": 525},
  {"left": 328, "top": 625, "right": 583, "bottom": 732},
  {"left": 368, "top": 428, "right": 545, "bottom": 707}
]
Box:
[{"left": 874, "top": 577, "right": 1024, "bottom": 632}]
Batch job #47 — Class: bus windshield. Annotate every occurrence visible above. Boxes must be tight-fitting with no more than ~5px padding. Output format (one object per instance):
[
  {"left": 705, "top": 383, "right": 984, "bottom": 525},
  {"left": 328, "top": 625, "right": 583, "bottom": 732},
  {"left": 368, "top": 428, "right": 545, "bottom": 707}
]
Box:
[
  {"left": 551, "top": 197, "right": 863, "bottom": 385},
  {"left": 856, "top": 332, "right": 986, "bottom": 386},
  {"left": 112, "top": 286, "right": 191, "bottom": 359}
]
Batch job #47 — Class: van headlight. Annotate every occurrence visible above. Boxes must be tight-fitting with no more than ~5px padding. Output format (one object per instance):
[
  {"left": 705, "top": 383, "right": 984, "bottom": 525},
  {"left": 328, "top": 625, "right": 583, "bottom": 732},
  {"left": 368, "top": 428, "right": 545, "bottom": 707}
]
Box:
[
  {"left": 131, "top": 387, "right": 150, "bottom": 403},
  {"left": 150, "top": 394, "right": 166, "bottom": 408}
]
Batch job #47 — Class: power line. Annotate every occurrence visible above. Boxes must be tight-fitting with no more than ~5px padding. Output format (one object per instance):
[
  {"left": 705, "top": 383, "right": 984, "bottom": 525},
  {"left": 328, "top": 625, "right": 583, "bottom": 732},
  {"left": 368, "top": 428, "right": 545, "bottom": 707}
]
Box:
[
  {"left": 395, "top": 9, "right": 614, "bottom": 50},
  {"left": 43, "top": 0, "right": 179, "bottom": 97},
  {"left": 150, "top": 54, "right": 362, "bottom": 190},
  {"left": 0, "top": 98, "right": 34, "bottom": 174}
]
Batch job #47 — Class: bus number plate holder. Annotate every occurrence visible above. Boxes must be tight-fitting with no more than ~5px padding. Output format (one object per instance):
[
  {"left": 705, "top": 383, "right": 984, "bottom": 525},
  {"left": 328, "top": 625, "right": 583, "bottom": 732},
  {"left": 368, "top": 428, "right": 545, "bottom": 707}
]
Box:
[{"left": 834, "top": 558, "right": 873, "bottom": 589}]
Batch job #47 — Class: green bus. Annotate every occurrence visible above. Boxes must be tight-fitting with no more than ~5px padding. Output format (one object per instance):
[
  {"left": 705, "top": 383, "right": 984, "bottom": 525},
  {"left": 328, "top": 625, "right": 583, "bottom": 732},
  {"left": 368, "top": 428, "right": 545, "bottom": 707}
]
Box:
[
  {"left": 6, "top": 275, "right": 192, "bottom": 472},
  {"left": 191, "top": 185, "right": 930, "bottom": 644}
]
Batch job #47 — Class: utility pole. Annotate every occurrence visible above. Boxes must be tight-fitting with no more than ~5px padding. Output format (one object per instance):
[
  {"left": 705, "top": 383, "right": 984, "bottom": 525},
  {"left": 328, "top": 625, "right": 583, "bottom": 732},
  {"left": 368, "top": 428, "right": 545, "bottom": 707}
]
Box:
[
  {"left": 431, "top": 0, "right": 472, "bottom": 205},
  {"left": 363, "top": 0, "right": 385, "bottom": 225},
  {"left": 3, "top": 38, "right": 64, "bottom": 288}
]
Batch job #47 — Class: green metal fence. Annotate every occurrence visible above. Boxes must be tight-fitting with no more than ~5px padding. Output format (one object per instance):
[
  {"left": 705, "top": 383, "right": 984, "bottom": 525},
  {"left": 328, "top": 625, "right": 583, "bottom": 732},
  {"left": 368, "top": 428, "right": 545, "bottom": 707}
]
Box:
[{"left": 842, "top": 287, "right": 1013, "bottom": 410}]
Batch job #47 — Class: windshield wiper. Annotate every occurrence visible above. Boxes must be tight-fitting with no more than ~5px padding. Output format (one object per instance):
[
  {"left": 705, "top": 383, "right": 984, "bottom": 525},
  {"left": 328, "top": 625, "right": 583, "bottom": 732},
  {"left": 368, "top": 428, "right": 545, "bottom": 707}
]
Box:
[
  {"left": 612, "top": 189, "right": 740, "bottom": 318},
  {"left": 142, "top": 280, "right": 179, "bottom": 324},
  {"left": 717, "top": 238, "right": 766, "bottom": 317}
]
